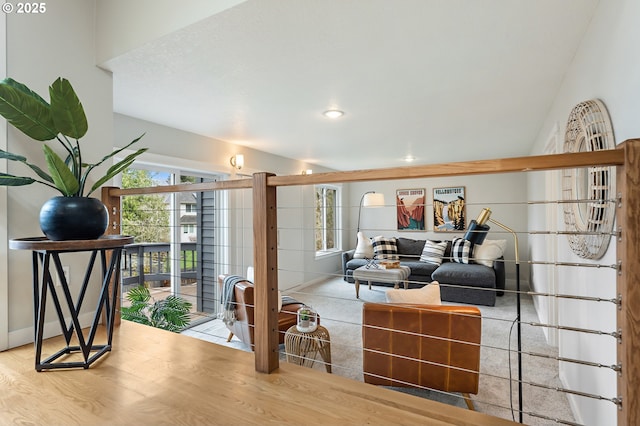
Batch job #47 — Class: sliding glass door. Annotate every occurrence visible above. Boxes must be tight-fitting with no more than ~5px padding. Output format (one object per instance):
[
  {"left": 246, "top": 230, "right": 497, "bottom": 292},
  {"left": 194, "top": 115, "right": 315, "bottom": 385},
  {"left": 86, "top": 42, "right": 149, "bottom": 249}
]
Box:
[{"left": 120, "top": 166, "right": 219, "bottom": 325}]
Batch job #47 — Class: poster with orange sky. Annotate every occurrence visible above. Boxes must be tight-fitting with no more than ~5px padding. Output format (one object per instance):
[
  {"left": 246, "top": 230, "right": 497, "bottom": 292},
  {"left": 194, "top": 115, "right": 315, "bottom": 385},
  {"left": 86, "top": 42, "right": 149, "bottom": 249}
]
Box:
[{"left": 396, "top": 188, "right": 425, "bottom": 231}]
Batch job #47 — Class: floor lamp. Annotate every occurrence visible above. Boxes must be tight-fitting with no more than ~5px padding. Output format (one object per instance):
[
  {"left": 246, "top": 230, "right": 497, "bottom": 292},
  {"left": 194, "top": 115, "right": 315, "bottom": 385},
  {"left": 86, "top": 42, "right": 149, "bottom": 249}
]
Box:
[
  {"left": 465, "top": 208, "right": 523, "bottom": 423},
  {"left": 356, "top": 191, "right": 385, "bottom": 234}
]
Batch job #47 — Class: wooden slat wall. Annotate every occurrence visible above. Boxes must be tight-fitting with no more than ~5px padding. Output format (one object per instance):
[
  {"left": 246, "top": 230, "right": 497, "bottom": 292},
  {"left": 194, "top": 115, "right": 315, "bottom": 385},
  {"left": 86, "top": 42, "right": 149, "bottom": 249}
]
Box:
[{"left": 198, "top": 189, "right": 217, "bottom": 314}]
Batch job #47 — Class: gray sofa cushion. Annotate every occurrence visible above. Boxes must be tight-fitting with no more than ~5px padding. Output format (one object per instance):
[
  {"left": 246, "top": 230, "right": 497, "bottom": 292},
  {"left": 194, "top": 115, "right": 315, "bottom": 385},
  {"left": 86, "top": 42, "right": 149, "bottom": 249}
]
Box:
[
  {"left": 432, "top": 262, "right": 498, "bottom": 306},
  {"left": 396, "top": 237, "right": 425, "bottom": 257},
  {"left": 346, "top": 258, "right": 369, "bottom": 270},
  {"left": 400, "top": 260, "right": 439, "bottom": 277},
  {"left": 431, "top": 262, "right": 495, "bottom": 287}
]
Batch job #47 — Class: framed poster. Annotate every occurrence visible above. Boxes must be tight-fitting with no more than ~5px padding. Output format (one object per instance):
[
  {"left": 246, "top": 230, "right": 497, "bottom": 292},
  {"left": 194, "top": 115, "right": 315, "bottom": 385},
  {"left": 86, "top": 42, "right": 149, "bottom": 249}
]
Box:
[
  {"left": 396, "top": 188, "right": 425, "bottom": 231},
  {"left": 433, "top": 186, "right": 466, "bottom": 232}
]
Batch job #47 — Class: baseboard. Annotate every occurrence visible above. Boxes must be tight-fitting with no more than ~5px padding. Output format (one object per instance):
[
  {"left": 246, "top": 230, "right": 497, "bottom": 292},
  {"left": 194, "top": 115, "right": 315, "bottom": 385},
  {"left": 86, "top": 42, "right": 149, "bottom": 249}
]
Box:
[
  {"left": 8, "top": 311, "right": 98, "bottom": 349},
  {"left": 559, "top": 369, "right": 583, "bottom": 425},
  {"left": 285, "top": 269, "right": 343, "bottom": 292}
]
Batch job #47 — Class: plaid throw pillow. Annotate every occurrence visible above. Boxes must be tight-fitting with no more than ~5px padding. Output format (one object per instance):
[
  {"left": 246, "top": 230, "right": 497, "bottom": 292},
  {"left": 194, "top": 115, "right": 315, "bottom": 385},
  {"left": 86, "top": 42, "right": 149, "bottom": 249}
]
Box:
[
  {"left": 420, "top": 240, "right": 448, "bottom": 265},
  {"left": 371, "top": 236, "right": 399, "bottom": 260},
  {"left": 451, "top": 237, "right": 471, "bottom": 264}
]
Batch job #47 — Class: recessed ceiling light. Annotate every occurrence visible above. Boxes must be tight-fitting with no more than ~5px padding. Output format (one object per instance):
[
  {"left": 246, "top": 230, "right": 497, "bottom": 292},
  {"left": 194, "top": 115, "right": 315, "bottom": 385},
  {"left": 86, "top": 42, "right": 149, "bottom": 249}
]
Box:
[
  {"left": 323, "top": 109, "right": 344, "bottom": 119},
  {"left": 404, "top": 155, "right": 416, "bottom": 162}
]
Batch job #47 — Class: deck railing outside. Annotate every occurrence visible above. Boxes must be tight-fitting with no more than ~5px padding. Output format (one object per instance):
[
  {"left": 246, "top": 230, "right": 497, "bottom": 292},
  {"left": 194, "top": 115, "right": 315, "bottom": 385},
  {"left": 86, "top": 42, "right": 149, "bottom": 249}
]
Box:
[{"left": 121, "top": 242, "right": 197, "bottom": 289}]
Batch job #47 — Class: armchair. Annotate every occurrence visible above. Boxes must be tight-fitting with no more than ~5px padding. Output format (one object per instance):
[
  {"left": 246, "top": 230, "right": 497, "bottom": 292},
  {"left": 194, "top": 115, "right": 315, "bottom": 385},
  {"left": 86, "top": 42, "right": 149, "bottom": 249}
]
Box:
[
  {"left": 217, "top": 275, "right": 309, "bottom": 349},
  {"left": 362, "top": 302, "right": 482, "bottom": 410}
]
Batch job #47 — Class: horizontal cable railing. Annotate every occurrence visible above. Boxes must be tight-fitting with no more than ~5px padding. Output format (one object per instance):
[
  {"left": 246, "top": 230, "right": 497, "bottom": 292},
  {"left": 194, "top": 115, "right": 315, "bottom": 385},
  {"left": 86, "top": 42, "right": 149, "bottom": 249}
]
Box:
[{"left": 104, "top": 141, "right": 638, "bottom": 426}]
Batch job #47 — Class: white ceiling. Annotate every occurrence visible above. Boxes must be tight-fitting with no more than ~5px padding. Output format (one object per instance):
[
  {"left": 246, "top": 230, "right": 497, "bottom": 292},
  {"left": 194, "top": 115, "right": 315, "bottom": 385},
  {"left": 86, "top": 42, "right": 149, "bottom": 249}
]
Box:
[{"left": 103, "top": 0, "right": 599, "bottom": 171}]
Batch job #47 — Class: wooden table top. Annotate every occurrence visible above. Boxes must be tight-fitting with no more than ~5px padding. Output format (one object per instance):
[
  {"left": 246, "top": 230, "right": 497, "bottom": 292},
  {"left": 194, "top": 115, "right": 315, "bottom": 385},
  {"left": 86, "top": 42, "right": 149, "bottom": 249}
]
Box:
[{"left": 9, "top": 235, "right": 134, "bottom": 252}]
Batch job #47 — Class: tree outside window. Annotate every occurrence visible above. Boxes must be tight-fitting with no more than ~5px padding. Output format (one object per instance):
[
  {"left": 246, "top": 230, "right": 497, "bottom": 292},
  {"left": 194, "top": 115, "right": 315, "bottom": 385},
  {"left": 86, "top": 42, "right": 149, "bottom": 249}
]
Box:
[
  {"left": 315, "top": 185, "right": 339, "bottom": 253},
  {"left": 121, "top": 169, "right": 170, "bottom": 243}
]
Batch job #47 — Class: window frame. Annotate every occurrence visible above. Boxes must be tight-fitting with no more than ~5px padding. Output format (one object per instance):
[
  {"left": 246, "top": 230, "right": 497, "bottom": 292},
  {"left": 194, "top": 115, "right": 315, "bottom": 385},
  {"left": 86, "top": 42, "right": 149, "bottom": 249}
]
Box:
[{"left": 315, "top": 184, "right": 341, "bottom": 257}]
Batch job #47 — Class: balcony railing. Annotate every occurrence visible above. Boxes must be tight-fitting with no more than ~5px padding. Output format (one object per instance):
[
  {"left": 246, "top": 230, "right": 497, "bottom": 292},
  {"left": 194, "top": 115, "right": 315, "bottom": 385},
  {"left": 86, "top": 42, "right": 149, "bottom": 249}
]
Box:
[{"left": 121, "top": 242, "right": 197, "bottom": 288}]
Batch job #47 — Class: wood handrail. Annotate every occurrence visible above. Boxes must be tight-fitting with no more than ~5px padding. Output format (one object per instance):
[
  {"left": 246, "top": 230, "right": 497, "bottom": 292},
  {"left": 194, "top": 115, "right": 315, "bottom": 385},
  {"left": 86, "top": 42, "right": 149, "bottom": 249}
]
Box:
[
  {"left": 106, "top": 178, "right": 252, "bottom": 197},
  {"left": 268, "top": 148, "right": 626, "bottom": 187},
  {"left": 105, "top": 148, "right": 626, "bottom": 197}
]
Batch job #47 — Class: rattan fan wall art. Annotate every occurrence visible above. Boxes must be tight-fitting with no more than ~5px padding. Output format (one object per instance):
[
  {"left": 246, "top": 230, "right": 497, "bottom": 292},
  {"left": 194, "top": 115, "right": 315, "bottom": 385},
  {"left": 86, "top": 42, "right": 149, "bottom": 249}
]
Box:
[{"left": 562, "top": 99, "right": 616, "bottom": 259}]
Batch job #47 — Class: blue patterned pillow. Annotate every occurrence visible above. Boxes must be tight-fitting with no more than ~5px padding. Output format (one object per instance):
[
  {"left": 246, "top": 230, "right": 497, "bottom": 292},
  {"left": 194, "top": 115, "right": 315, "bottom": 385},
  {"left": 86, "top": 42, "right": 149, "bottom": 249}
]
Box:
[
  {"left": 372, "top": 236, "right": 399, "bottom": 260},
  {"left": 451, "top": 237, "right": 471, "bottom": 264}
]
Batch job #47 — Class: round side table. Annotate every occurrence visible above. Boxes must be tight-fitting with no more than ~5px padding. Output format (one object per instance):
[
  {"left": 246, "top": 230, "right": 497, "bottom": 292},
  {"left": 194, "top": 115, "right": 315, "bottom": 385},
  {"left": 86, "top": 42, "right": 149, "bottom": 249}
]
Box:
[
  {"left": 9, "top": 235, "right": 134, "bottom": 371},
  {"left": 284, "top": 324, "right": 332, "bottom": 373}
]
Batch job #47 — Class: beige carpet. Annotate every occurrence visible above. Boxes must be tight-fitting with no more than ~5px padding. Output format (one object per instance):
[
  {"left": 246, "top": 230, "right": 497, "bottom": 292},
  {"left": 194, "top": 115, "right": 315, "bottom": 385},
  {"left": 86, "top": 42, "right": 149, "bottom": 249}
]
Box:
[{"left": 183, "top": 277, "right": 576, "bottom": 425}]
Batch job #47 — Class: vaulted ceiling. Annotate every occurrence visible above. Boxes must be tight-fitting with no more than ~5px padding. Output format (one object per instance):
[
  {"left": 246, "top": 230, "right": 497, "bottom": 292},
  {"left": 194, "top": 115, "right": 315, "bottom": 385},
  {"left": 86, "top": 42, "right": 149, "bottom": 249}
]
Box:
[{"left": 103, "top": 0, "right": 599, "bottom": 171}]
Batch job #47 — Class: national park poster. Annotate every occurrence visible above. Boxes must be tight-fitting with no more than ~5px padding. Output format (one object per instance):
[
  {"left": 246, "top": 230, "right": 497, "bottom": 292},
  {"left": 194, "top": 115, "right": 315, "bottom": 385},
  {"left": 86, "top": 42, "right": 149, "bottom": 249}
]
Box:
[
  {"left": 396, "top": 188, "right": 425, "bottom": 231},
  {"left": 433, "top": 186, "right": 466, "bottom": 232}
]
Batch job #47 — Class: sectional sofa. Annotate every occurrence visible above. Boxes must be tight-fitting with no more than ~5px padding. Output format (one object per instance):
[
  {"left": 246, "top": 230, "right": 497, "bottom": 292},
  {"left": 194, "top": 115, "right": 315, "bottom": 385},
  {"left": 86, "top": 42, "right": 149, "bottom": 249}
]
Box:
[{"left": 342, "top": 236, "right": 505, "bottom": 306}]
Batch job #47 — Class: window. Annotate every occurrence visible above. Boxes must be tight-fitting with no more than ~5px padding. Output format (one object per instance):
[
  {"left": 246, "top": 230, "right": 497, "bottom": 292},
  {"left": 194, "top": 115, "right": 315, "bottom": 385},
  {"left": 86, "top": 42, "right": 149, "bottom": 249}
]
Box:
[{"left": 315, "top": 185, "right": 340, "bottom": 254}]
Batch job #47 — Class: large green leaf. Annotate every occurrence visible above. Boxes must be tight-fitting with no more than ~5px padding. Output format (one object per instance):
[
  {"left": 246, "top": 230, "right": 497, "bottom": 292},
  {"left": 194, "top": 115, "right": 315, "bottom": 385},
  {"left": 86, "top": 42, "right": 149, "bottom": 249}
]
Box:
[
  {"left": 150, "top": 296, "right": 192, "bottom": 331},
  {"left": 0, "top": 149, "right": 53, "bottom": 183},
  {"left": 90, "top": 133, "right": 146, "bottom": 169},
  {"left": 43, "top": 144, "right": 79, "bottom": 196},
  {"left": 0, "top": 78, "right": 57, "bottom": 141},
  {"left": 125, "top": 285, "right": 151, "bottom": 304},
  {"left": 0, "top": 150, "right": 27, "bottom": 162},
  {"left": 87, "top": 147, "right": 148, "bottom": 196},
  {"left": 0, "top": 173, "right": 35, "bottom": 186},
  {"left": 49, "top": 78, "right": 87, "bottom": 139}
]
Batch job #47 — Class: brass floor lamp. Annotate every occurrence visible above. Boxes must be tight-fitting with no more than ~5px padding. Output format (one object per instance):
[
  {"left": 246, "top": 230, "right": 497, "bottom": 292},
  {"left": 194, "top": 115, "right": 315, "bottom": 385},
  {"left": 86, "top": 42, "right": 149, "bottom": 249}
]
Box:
[{"left": 466, "top": 208, "right": 523, "bottom": 423}]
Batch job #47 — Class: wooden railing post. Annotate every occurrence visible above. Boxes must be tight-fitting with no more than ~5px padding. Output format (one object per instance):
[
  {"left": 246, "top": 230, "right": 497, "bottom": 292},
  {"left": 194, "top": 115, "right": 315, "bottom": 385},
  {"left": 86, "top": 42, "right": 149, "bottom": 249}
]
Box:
[
  {"left": 252, "top": 172, "right": 280, "bottom": 373},
  {"left": 617, "top": 139, "right": 640, "bottom": 426},
  {"left": 102, "top": 186, "right": 122, "bottom": 326}
]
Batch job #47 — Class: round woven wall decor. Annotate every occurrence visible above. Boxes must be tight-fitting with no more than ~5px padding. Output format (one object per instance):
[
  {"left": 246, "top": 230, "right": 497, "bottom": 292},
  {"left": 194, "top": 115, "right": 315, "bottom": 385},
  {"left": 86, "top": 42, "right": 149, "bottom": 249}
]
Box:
[{"left": 562, "top": 99, "right": 615, "bottom": 259}]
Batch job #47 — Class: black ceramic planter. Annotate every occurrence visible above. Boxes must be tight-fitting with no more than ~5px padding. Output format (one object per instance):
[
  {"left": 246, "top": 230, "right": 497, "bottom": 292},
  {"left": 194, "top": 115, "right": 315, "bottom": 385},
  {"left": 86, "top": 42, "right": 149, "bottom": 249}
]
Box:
[{"left": 39, "top": 196, "right": 109, "bottom": 241}]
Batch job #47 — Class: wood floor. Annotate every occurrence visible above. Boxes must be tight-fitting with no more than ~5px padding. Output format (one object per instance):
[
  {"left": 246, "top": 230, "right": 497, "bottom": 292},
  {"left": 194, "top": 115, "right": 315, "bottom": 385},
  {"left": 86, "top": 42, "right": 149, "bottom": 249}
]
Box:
[{"left": 0, "top": 321, "right": 516, "bottom": 425}]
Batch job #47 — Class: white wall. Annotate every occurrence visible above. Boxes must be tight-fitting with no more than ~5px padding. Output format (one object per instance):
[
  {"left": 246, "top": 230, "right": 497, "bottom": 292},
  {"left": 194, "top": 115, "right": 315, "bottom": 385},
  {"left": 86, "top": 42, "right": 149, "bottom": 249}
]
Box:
[
  {"left": 349, "top": 173, "right": 529, "bottom": 287},
  {"left": 4, "top": 0, "right": 115, "bottom": 346},
  {"left": 114, "top": 113, "right": 341, "bottom": 291},
  {"left": 527, "top": 1, "right": 640, "bottom": 424}
]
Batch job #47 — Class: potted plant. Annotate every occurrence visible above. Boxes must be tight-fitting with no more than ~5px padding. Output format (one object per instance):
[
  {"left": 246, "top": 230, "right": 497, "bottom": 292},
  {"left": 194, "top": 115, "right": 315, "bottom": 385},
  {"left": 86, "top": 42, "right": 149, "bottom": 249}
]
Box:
[
  {"left": 296, "top": 305, "right": 318, "bottom": 333},
  {"left": 0, "top": 77, "right": 146, "bottom": 240},
  {"left": 121, "top": 285, "right": 192, "bottom": 332}
]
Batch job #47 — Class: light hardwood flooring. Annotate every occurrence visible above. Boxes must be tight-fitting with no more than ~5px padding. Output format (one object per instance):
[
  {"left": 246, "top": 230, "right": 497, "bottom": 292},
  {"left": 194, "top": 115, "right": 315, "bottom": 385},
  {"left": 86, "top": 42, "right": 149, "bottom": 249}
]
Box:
[{"left": 0, "top": 321, "right": 517, "bottom": 425}]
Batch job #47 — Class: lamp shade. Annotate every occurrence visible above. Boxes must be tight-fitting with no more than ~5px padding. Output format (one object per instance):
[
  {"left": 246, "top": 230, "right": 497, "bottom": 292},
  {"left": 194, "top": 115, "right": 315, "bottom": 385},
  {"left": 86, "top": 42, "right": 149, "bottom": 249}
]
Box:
[
  {"left": 465, "top": 208, "right": 492, "bottom": 246},
  {"left": 362, "top": 192, "right": 385, "bottom": 207},
  {"left": 464, "top": 220, "right": 490, "bottom": 246}
]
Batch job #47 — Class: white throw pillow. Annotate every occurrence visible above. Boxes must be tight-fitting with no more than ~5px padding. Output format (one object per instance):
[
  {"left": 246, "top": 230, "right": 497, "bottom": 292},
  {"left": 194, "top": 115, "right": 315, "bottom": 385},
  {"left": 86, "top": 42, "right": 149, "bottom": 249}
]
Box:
[
  {"left": 419, "top": 240, "right": 448, "bottom": 265},
  {"left": 473, "top": 239, "right": 507, "bottom": 267},
  {"left": 385, "top": 281, "right": 442, "bottom": 305},
  {"left": 353, "top": 232, "right": 374, "bottom": 259}
]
